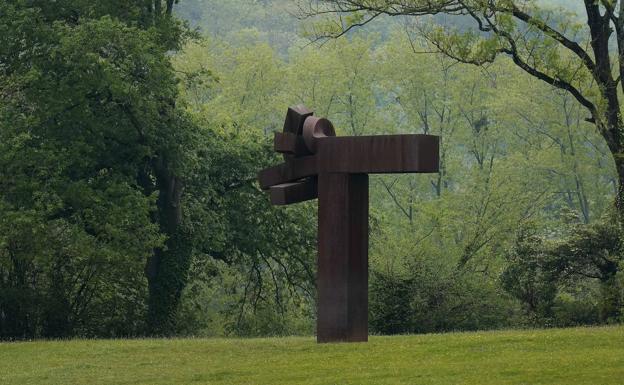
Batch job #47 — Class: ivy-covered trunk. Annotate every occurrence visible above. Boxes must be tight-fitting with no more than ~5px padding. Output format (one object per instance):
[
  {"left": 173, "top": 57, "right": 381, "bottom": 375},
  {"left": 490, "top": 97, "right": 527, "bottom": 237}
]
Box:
[
  {"left": 145, "top": 163, "right": 192, "bottom": 335},
  {"left": 597, "top": 109, "right": 624, "bottom": 220},
  {"left": 614, "top": 156, "right": 624, "bottom": 220}
]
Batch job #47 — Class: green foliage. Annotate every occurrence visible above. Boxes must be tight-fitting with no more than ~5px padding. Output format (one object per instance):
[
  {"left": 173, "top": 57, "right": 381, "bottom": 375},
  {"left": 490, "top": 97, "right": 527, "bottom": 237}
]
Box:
[
  {"left": 175, "top": 123, "right": 317, "bottom": 337},
  {"left": 0, "top": 0, "right": 204, "bottom": 338},
  {"left": 616, "top": 263, "right": 624, "bottom": 322},
  {"left": 174, "top": 0, "right": 304, "bottom": 54},
  {"left": 502, "top": 216, "right": 624, "bottom": 327},
  {"left": 370, "top": 259, "right": 513, "bottom": 335},
  {"left": 0, "top": 4, "right": 174, "bottom": 338},
  {"left": 549, "top": 218, "right": 624, "bottom": 323},
  {"left": 369, "top": 271, "right": 414, "bottom": 334},
  {"left": 176, "top": 255, "right": 314, "bottom": 337},
  {"left": 501, "top": 227, "right": 558, "bottom": 325}
]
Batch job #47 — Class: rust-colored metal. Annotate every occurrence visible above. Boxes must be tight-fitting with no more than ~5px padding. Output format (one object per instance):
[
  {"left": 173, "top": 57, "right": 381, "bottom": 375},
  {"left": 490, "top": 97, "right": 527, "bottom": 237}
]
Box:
[
  {"left": 302, "top": 116, "right": 336, "bottom": 152},
  {"left": 270, "top": 178, "right": 318, "bottom": 205},
  {"left": 258, "top": 106, "right": 440, "bottom": 343},
  {"left": 283, "top": 105, "right": 313, "bottom": 135},
  {"left": 317, "top": 173, "right": 368, "bottom": 342},
  {"left": 274, "top": 132, "right": 311, "bottom": 156}
]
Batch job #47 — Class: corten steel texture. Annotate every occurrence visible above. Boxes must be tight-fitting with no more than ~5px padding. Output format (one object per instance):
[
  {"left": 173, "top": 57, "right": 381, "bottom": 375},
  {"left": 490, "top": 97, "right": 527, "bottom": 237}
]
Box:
[
  {"left": 270, "top": 177, "right": 318, "bottom": 205},
  {"left": 283, "top": 105, "right": 313, "bottom": 135},
  {"left": 316, "top": 135, "right": 439, "bottom": 174},
  {"left": 257, "top": 136, "right": 439, "bottom": 189},
  {"left": 258, "top": 105, "right": 440, "bottom": 343},
  {"left": 258, "top": 156, "right": 317, "bottom": 190},
  {"left": 274, "top": 132, "right": 311, "bottom": 156},
  {"left": 317, "top": 173, "right": 369, "bottom": 342},
  {"left": 302, "top": 116, "right": 336, "bottom": 153}
]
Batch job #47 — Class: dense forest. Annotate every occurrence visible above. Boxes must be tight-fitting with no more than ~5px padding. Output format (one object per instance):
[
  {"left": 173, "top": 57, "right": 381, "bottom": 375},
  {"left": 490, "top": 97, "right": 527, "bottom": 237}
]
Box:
[{"left": 1, "top": 0, "right": 623, "bottom": 340}]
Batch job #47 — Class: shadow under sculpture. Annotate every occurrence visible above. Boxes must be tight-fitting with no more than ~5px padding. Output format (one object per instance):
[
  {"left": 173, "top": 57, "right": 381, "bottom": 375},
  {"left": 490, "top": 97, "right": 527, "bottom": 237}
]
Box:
[{"left": 258, "top": 105, "right": 440, "bottom": 343}]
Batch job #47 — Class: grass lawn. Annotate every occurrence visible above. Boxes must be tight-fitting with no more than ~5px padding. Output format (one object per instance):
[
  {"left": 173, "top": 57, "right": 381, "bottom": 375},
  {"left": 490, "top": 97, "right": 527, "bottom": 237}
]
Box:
[{"left": 1, "top": 326, "right": 622, "bottom": 385}]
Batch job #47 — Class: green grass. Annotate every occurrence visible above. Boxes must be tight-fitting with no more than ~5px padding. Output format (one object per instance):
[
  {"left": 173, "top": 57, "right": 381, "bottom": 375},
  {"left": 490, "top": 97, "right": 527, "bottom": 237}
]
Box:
[{"left": 1, "top": 326, "right": 623, "bottom": 385}]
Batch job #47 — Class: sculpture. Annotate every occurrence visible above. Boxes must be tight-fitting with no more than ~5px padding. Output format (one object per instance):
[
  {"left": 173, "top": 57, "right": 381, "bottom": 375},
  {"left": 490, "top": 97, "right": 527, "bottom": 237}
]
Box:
[{"left": 258, "top": 105, "right": 440, "bottom": 342}]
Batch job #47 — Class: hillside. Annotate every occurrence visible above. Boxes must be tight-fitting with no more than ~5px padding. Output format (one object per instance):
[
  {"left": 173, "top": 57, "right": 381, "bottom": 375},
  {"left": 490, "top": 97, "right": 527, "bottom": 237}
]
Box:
[{"left": 1, "top": 326, "right": 622, "bottom": 384}]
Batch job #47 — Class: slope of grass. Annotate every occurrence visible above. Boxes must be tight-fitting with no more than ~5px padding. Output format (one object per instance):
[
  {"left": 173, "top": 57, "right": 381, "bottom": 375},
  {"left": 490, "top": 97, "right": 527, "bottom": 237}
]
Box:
[{"left": 1, "top": 326, "right": 623, "bottom": 385}]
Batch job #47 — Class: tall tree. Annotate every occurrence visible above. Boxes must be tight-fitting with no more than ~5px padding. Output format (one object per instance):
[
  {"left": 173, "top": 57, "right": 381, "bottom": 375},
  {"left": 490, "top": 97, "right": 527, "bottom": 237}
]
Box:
[{"left": 0, "top": 0, "right": 196, "bottom": 337}]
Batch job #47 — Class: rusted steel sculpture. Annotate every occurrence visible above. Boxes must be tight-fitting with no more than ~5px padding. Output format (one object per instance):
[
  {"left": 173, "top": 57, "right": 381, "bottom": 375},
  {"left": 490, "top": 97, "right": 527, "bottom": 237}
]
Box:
[{"left": 258, "top": 105, "right": 439, "bottom": 343}]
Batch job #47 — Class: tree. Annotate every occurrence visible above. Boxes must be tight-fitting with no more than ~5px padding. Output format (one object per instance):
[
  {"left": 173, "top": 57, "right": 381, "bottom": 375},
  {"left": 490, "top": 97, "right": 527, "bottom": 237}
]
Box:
[
  {"left": 501, "top": 227, "right": 558, "bottom": 324},
  {"left": 548, "top": 216, "right": 623, "bottom": 321},
  {"left": 172, "top": 38, "right": 320, "bottom": 336},
  {"left": 303, "top": 0, "right": 624, "bottom": 216},
  {"left": 0, "top": 0, "right": 198, "bottom": 337},
  {"left": 502, "top": 216, "right": 624, "bottom": 325}
]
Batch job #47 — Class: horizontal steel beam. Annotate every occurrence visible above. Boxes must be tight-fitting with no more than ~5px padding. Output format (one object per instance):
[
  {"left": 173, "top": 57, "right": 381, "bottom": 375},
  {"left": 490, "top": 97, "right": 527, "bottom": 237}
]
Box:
[
  {"left": 317, "top": 134, "right": 439, "bottom": 174},
  {"left": 270, "top": 177, "right": 318, "bottom": 205},
  {"left": 259, "top": 134, "right": 439, "bottom": 190},
  {"left": 257, "top": 156, "right": 317, "bottom": 190}
]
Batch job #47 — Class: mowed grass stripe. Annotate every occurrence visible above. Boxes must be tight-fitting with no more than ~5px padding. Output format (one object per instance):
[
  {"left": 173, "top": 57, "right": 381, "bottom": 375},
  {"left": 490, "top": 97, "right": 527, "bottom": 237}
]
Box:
[{"left": 0, "top": 326, "right": 622, "bottom": 385}]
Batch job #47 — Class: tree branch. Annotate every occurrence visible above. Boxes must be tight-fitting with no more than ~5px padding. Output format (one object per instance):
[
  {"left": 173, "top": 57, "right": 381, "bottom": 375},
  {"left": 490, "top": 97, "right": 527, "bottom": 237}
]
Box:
[
  {"left": 479, "top": 13, "right": 598, "bottom": 120},
  {"left": 509, "top": 5, "right": 597, "bottom": 79}
]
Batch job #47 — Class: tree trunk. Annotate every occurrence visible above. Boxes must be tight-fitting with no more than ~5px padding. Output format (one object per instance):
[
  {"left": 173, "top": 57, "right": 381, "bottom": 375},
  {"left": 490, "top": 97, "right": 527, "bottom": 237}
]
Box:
[
  {"left": 583, "top": 1, "right": 624, "bottom": 218},
  {"left": 144, "top": 161, "right": 192, "bottom": 336},
  {"left": 614, "top": 155, "right": 624, "bottom": 218}
]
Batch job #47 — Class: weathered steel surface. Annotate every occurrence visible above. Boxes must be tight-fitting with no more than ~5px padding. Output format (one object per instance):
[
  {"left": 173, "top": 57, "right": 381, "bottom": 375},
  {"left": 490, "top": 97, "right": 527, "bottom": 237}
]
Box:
[
  {"left": 317, "top": 173, "right": 368, "bottom": 342},
  {"left": 283, "top": 105, "right": 313, "bottom": 135},
  {"left": 274, "top": 132, "right": 311, "bottom": 156},
  {"left": 260, "top": 135, "right": 438, "bottom": 189},
  {"left": 257, "top": 156, "right": 316, "bottom": 190},
  {"left": 258, "top": 105, "right": 439, "bottom": 343},
  {"left": 302, "top": 116, "right": 336, "bottom": 153},
  {"left": 317, "top": 135, "right": 439, "bottom": 174},
  {"left": 270, "top": 178, "right": 318, "bottom": 205}
]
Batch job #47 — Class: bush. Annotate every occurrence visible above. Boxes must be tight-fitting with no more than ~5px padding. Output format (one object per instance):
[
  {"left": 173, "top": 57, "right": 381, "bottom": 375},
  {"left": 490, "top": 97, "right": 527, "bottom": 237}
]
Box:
[
  {"left": 551, "top": 292, "right": 600, "bottom": 327},
  {"left": 502, "top": 217, "right": 624, "bottom": 328},
  {"left": 369, "top": 257, "right": 513, "bottom": 335},
  {"left": 175, "top": 255, "right": 314, "bottom": 337}
]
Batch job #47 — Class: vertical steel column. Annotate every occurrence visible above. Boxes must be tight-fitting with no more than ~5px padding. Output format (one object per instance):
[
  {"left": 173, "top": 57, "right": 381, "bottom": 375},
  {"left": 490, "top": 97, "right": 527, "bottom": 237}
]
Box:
[{"left": 317, "top": 173, "right": 369, "bottom": 342}]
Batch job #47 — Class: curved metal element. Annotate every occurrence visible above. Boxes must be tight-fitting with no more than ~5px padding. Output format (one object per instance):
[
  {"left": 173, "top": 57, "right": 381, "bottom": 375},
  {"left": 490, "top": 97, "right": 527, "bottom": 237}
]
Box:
[{"left": 302, "top": 116, "right": 336, "bottom": 153}]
